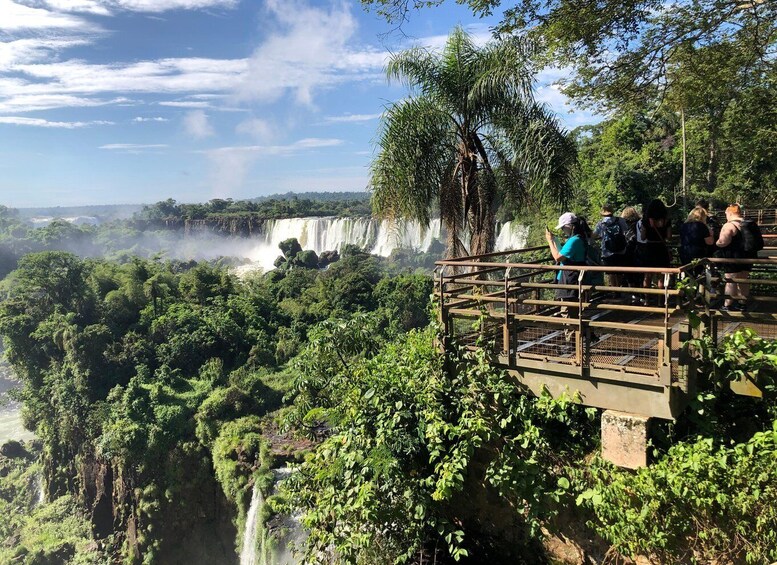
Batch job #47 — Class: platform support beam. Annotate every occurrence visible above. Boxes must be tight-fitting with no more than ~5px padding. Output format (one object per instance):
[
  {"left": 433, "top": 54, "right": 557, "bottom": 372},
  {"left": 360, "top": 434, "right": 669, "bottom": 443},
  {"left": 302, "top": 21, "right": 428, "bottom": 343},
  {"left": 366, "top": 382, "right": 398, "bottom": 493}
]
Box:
[{"left": 601, "top": 410, "right": 650, "bottom": 469}]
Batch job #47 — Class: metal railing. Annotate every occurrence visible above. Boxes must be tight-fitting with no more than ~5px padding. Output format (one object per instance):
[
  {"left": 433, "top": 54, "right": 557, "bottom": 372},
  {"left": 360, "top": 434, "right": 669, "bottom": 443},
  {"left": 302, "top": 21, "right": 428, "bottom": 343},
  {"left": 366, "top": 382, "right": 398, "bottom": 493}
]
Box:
[{"left": 435, "top": 247, "right": 777, "bottom": 420}]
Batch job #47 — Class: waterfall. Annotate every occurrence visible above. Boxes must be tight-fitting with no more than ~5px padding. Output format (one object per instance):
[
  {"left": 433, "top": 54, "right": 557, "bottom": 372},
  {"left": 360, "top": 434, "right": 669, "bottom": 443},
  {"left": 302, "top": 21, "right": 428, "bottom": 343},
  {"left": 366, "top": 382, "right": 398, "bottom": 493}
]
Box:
[
  {"left": 370, "top": 218, "right": 443, "bottom": 256},
  {"left": 239, "top": 469, "right": 302, "bottom": 565},
  {"left": 237, "top": 216, "right": 527, "bottom": 273},
  {"left": 240, "top": 482, "right": 264, "bottom": 565},
  {"left": 35, "top": 473, "right": 46, "bottom": 506},
  {"left": 495, "top": 221, "right": 529, "bottom": 252}
]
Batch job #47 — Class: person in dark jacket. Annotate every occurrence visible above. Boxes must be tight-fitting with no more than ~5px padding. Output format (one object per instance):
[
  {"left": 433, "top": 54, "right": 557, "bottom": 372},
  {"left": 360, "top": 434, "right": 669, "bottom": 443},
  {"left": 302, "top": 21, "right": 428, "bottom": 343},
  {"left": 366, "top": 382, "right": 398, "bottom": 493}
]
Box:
[
  {"left": 637, "top": 199, "right": 672, "bottom": 289},
  {"left": 680, "top": 206, "right": 714, "bottom": 266}
]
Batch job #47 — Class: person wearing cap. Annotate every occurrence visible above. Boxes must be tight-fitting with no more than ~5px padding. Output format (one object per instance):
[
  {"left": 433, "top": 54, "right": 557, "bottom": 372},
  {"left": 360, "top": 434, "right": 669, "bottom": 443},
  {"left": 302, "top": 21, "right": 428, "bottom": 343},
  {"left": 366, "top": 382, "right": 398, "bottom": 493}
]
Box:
[
  {"left": 593, "top": 204, "right": 629, "bottom": 286},
  {"left": 545, "top": 212, "right": 588, "bottom": 295}
]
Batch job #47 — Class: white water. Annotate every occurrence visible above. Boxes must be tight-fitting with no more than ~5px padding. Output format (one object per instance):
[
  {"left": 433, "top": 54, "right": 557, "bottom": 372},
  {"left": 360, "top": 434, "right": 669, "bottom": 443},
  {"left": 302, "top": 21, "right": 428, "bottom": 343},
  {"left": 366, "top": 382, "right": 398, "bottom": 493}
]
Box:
[
  {"left": 35, "top": 473, "right": 46, "bottom": 506},
  {"left": 236, "top": 217, "right": 527, "bottom": 274},
  {"left": 28, "top": 216, "right": 99, "bottom": 227},
  {"left": 240, "top": 482, "right": 264, "bottom": 565},
  {"left": 239, "top": 468, "right": 302, "bottom": 565},
  {"left": 0, "top": 365, "right": 35, "bottom": 445}
]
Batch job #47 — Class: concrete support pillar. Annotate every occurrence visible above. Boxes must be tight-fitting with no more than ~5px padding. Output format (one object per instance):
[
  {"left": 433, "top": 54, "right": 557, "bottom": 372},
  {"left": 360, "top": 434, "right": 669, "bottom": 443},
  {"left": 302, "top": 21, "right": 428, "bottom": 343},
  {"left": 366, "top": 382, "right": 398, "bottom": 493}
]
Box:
[{"left": 601, "top": 410, "right": 650, "bottom": 469}]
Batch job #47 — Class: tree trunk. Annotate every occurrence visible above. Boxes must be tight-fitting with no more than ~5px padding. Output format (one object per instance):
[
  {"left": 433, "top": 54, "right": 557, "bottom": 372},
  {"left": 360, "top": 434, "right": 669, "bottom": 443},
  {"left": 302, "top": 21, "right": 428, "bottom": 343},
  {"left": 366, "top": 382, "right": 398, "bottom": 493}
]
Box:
[
  {"left": 706, "top": 107, "right": 724, "bottom": 195},
  {"left": 468, "top": 133, "right": 497, "bottom": 256}
]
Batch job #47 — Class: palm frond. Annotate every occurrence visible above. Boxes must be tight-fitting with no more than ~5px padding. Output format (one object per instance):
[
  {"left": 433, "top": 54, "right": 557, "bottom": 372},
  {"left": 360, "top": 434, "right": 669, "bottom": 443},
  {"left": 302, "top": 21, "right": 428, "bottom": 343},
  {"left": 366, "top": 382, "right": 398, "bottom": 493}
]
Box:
[{"left": 370, "top": 97, "right": 458, "bottom": 229}]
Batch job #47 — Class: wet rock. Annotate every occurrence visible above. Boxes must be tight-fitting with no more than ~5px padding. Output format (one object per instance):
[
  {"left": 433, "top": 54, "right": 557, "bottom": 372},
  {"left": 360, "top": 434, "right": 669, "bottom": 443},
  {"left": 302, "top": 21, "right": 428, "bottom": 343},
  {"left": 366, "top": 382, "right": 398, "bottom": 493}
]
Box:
[
  {"left": 318, "top": 250, "right": 340, "bottom": 268},
  {"left": 1, "top": 439, "right": 27, "bottom": 459}
]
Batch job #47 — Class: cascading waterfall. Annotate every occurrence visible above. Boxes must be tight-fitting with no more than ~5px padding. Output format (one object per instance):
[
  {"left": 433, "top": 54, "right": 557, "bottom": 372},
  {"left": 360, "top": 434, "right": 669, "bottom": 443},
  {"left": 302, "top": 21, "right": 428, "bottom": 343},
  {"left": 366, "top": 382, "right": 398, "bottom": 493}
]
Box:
[
  {"left": 240, "top": 217, "right": 527, "bottom": 272},
  {"left": 239, "top": 468, "right": 302, "bottom": 565},
  {"left": 240, "top": 482, "right": 264, "bottom": 565}
]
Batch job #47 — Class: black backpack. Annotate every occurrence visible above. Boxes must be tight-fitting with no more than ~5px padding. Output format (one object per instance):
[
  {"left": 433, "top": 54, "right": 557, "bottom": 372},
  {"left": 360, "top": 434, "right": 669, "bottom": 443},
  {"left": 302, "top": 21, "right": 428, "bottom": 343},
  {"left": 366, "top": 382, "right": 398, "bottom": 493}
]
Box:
[
  {"left": 738, "top": 219, "right": 764, "bottom": 256},
  {"left": 601, "top": 217, "right": 627, "bottom": 253}
]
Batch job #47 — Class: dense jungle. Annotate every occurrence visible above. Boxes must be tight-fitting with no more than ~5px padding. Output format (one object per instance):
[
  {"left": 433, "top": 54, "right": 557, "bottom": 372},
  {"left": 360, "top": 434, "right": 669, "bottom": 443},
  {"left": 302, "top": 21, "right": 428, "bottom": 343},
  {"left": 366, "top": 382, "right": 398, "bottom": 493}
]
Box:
[{"left": 1, "top": 0, "right": 777, "bottom": 563}]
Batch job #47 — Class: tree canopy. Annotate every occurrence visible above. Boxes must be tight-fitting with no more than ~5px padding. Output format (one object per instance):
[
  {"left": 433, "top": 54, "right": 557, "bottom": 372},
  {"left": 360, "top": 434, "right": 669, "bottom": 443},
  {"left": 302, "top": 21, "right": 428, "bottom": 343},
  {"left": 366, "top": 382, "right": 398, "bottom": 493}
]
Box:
[{"left": 370, "top": 27, "right": 576, "bottom": 257}]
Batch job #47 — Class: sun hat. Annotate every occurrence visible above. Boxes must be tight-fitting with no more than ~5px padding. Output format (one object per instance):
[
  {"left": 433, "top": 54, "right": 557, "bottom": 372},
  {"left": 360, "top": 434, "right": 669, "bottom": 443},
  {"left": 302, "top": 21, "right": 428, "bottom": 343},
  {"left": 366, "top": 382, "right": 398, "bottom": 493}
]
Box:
[{"left": 555, "top": 212, "right": 577, "bottom": 230}]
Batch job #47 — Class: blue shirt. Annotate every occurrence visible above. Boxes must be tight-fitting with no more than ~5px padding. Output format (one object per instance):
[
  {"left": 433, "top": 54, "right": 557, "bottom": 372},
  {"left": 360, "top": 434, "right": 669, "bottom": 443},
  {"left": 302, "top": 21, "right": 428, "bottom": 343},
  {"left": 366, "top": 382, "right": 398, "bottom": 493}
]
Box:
[{"left": 556, "top": 234, "right": 586, "bottom": 281}]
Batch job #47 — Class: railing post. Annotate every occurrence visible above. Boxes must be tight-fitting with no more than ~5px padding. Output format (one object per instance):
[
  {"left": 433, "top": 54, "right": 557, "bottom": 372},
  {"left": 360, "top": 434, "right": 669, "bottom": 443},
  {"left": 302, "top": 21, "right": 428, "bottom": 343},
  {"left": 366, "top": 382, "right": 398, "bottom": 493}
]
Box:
[
  {"left": 503, "top": 266, "right": 512, "bottom": 356},
  {"left": 578, "top": 268, "right": 586, "bottom": 368},
  {"left": 438, "top": 265, "right": 448, "bottom": 350}
]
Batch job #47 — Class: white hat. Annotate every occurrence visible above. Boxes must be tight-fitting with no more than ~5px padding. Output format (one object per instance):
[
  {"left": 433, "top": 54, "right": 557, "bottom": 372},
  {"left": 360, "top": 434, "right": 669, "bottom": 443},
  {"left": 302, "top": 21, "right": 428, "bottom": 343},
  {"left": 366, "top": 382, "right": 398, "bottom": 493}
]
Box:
[{"left": 555, "top": 212, "right": 577, "bottom": 230}]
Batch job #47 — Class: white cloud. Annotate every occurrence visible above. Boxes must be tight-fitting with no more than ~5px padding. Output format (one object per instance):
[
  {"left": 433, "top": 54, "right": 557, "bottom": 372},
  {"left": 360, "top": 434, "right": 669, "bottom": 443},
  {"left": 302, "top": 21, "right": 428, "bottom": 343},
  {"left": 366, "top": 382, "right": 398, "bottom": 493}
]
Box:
[
  {"left": 322, "top": 113, "right": 381, "bottom": 124},
  {"left": 534, "top": 65, "right": 603, "bottom": 129},
  {"left": 100, "top": 143, "right": 168, "bottom": 149},
  {"left": 183, "top": 109, "right": 214, "bottom": 138},
  {"left": 237, "top": 0, "right": 385, "bottom": 106},
  {"left": 13, "top": 57, "right": 248, "bottom": 94},
  {"left": 236, "top": 117, "right": 273, "bottom": 141},
  {"left": 0, "top": 0, "right": 95, "bottom": 31},
  {"left": 158, "top": 100, "right": 212, "bottom": 108},
  {"left": 0, "top": 93, "right": 129, "bottom": 113},
  {"left": 41, "top": 0, "right": 112, "bottom": 15},
  {"left": 416, "top": 25, "right": 492, "bottom": 52},
  {"left": 0, "top": 116, "right": 112, "bottom": 127},
  {"left": 0, "top": 38, "right": 94, "bottom": 70},
  {"left": 107, "top": 0, "right": 238, "bottom": 12},
  {"left": 207, "top": 137, "right": 343, "bottom": 156},
  {"left": 132, "top": 116, "right": 168, "bottom": 122},
  {"left": 34, "top": 0, "right": 237, "bottom": 14}
]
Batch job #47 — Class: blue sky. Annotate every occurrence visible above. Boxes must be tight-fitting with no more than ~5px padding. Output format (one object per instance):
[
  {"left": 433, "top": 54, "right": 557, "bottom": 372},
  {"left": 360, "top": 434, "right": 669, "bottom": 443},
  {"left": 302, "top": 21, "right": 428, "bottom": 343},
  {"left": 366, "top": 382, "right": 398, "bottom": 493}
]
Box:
[{"left": 0, "top": 0, "right": 599, "bottom": 207}]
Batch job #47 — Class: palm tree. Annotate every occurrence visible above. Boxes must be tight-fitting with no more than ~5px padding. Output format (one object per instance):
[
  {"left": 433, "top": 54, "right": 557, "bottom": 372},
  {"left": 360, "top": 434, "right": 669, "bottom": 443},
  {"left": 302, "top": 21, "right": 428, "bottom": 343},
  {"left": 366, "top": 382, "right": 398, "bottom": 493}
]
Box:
[{"left": 370, "top": 27, "right": 577, "bottom": 257}]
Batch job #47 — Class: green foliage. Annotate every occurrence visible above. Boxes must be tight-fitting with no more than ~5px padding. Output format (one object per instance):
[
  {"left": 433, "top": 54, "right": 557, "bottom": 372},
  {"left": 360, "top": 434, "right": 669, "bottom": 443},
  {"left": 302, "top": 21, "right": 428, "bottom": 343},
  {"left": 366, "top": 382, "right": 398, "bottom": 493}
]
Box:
[
  {"left": 0, "top": 492, "right": 107, "bottom": 565},
  {"left": 138, "top": 193, "right": 372, "bottom": 221},
  {"left": 211, "top": 416, "right": 272, "bottom": 530},
  {"left": 682, "top": 329, "right": 777, "bottom": 441},
  {"left": 285, "top": 327, "right": 597, "bottom": 563},
  {"left": 574, "top": 112, "right": 680, "bottom": 215},
  {"left": 572, "top": 329, "right": 777, "bottom": 563},
  {"left": 577, "top": 427, "right": 777, "bottom": 563},
  {"left": 0, "top": 246, "right": 434, "bottom": 562}
]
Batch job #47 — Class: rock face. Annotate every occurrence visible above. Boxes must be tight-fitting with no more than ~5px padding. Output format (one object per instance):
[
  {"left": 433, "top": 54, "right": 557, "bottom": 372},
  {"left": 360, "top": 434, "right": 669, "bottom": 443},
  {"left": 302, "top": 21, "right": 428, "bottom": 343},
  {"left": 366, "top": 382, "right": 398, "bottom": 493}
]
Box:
[
  {"left": 184, "top": 216, "right": 270, "bottom": 237},
  {"left": 56, "top": 448, "right": 239, "bottom": 564}
]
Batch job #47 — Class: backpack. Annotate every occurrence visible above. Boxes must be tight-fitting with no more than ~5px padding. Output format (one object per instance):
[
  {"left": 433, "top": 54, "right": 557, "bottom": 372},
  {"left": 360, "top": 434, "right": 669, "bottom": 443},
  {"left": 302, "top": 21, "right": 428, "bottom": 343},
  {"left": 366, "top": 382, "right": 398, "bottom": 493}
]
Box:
[
  {"left": 601, "top": 217, "right": 627, "bottom": 253},
  {"left": 738, "top": 219, "right": 764, "bottom": 256}
]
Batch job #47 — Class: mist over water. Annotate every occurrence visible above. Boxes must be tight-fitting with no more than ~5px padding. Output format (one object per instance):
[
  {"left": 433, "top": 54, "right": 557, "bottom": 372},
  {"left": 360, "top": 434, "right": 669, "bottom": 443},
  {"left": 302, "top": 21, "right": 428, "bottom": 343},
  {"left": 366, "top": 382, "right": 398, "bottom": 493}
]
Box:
[
  {"left": 18, "top": 215, "right": 528, "bottom": 274},
  {"left": 0, "top": 363, "right": 35, "bottom": 444}
]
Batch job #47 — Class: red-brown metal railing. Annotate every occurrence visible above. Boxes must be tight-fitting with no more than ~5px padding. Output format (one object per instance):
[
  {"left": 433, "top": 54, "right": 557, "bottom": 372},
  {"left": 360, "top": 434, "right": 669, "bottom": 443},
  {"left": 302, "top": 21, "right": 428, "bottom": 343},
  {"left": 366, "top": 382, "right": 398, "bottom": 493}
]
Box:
[{"left": 435, "top": 246, "right": 777, "bottom": 419}]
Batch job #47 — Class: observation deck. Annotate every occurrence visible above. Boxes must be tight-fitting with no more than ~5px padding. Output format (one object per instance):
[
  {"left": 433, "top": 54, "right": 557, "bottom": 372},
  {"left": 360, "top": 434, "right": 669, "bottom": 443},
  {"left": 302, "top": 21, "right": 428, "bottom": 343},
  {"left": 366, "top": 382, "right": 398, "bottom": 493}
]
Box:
[{"left": 434, "top": 239, "right": 777, "bottom": 423}]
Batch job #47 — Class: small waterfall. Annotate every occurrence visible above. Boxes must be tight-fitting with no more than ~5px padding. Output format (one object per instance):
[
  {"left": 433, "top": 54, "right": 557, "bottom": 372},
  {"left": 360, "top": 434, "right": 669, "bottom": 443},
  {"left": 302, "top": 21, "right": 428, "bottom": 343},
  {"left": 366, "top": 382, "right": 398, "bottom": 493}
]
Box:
[
  {"left": 240, "top": 469, "right": 302, "bottom": 565},
  {"left": 240, "top": 482, "right": 264, "bottom": 565},
  {"left": 35, "top": 473, "right": 45, "bottom": 506}
]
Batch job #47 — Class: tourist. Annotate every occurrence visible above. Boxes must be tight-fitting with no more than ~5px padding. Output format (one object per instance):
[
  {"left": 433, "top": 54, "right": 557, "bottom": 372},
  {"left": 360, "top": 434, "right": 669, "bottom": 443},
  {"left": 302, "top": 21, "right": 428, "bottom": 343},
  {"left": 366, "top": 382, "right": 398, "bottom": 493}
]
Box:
[
  {"left": 546, "top": 212, "right": 588, "bottom": 299},
  {"left": 637, "top": 198, "right": 671, "bottom": 289},
  {"left": 679, "top": 206, "right": 714, "bottom": 267},
  {"left": 593, "top": 203, "right": 628, "bottom": 286},
  {"left": 696, "top": 198, "right": 721, "bottom": 254},
  {"left": 620, "top": 207, "right": 642, "bottom": 292},
  {"left": 715, "top": 204, "right": 764, "bottom": 311}
]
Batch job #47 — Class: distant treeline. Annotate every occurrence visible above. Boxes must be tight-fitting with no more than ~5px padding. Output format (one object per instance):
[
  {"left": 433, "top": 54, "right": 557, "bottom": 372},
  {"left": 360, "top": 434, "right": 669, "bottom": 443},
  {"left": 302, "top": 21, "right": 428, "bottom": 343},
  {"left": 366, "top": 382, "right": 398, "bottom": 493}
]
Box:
[
  {"left": 13, "top": 192, "right": 372, "bottom": 223},
  {"left": 137, "top": 194, "right": 372, "bottom": 221}
]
